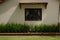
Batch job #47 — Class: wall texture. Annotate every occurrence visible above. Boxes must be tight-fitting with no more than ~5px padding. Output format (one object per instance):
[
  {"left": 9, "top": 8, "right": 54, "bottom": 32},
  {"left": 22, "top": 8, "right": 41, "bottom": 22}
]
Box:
[
  {"left": 59, "top": 1, "right": 60, "bottom": 23},
  {"left": 0, "top": 0, "right": 59, "bottom": 25},
  {"left": 19, "top": 0, "right": 48, "bottom": 3},
  {"left": 0, "top": 0, "right": 19, "bottom": 24}
]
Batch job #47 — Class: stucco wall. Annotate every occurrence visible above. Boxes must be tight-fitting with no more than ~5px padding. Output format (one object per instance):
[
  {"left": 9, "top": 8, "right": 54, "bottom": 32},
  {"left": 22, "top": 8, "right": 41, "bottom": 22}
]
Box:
[
  {"left": 59, "top": 1, "right": 60, "bottom": 23},
  {"left": 19, "top": 0, "right": 48, "bottom": 3},
  {"left": 8, "top": 4, "right": 45, "bottom": 25},
  {"left": 0, "top": 0, "right": 59, "bottom": 25},
  {"left": 0, "top": 0, "right": 19, "bottom": 24},
  {"left": 42, "top": 0, "right": 59, "bottom": 25}
]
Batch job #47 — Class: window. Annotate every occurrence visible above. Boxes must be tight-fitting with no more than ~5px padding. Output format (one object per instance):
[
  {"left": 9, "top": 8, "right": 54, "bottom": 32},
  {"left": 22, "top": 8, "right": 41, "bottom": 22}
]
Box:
[{"left": 25, "top": 8, "right": 42, "bottom": 21}]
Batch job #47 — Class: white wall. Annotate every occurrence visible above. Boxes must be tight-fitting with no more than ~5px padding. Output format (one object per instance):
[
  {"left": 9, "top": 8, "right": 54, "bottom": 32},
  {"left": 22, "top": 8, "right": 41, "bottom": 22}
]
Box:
[{"left": 0, "top": 0, "right": 59, "bottom": 25}]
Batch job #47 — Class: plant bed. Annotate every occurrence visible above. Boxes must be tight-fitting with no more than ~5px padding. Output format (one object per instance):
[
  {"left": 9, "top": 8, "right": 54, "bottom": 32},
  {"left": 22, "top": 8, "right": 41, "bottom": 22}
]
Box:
[{"left": 0, "top": 23, "right": 59, "bottom": 35}]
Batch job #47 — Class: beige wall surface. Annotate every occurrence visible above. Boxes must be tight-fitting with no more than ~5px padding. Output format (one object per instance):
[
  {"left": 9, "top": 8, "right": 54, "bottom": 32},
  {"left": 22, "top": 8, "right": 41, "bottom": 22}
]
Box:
[
  {"left": 59, "top": 1, "right": 60, "bottom": 23},
  {"left": 0, "top": 0, "right": 59, "bottom": 25},
  {"left": 0, "top": 0, "right": 19, "bottom": 24},
  {"left": 19, "top": 0, "right": 48, "bottom": 3}
]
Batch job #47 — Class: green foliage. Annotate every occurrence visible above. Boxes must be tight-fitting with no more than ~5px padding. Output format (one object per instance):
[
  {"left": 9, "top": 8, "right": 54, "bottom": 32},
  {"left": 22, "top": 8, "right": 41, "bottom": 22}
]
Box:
[
  {"left": 34, "top": 24, "right": 59, "bottom": 32},
  {"left": 0, "top": 23, "right": 59, "bottom": 33},
  {"left": 0, "top": 23, "right": 30, "bottom": 33}
]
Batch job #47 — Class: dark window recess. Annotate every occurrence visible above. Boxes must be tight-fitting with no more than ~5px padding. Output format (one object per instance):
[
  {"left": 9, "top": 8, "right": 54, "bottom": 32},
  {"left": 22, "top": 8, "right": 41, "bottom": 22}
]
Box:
[{"left": 25, "top": 8, "right": 42, "bottom": 21}]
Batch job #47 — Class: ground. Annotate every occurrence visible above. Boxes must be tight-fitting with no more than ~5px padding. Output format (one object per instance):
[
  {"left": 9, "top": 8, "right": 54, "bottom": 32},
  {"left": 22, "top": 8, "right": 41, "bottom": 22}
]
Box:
[{"left": 0, "top": 36, "right": 60, "bottom": 40}]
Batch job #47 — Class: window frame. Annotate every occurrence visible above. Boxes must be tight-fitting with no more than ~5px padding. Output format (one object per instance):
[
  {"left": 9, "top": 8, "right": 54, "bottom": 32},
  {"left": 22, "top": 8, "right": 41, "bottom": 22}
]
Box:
[{"left": 25, "top": 8, "right": 42, "bottom": 21}]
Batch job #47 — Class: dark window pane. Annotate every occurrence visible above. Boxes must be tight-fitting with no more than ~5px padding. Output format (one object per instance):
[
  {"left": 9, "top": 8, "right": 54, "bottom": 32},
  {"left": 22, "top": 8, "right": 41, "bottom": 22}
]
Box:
[{"left": 25, "top": 8, "right": 42, "bottom": 21}]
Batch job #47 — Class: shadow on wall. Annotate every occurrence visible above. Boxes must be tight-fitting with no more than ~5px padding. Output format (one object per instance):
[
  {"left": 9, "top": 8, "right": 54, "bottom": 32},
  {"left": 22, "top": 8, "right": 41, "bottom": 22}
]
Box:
[
  {"left": 0, "top": 0, "right": 18, "bottom": 23},
  {"left": 7, "top": 5, "right": 24, "bottom": 24},
  {"left": 7, "top": 4, "right": 48, "bottom": 25},
  {"left": 7, "top": 0, "right": 59, "bottom": 25},
  {"left": 0, "top": 0, "right": 18, "bottom": 15},
  {"left": 7, "top": 5, "right": 48, "bottom": 25}
]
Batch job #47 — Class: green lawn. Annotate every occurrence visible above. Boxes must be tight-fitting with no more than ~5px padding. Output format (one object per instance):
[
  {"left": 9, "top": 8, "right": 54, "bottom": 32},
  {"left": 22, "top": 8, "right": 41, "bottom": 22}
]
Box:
[{"left": 0, "top": 36, "right": 60, "bottom": 40}]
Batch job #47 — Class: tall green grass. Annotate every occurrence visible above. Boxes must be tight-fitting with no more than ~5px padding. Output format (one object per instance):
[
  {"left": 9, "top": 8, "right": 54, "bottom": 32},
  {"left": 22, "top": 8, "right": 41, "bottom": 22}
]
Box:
[{"left": 0, "top": 23, "right": 59, "bottom": 33}]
